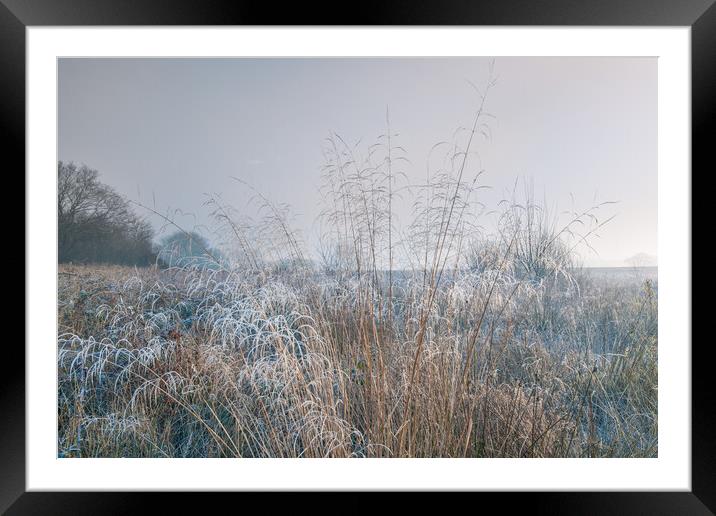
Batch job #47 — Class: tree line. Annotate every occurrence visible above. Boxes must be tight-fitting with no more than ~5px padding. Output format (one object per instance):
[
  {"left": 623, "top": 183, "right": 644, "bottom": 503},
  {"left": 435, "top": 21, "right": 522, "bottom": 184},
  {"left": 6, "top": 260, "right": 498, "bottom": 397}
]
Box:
[
  {"left": 58, "top": 161, "right": 155, "bottom": 265},
  {"left": 58, "top": 161, "right": 224, "bottom": 267}
]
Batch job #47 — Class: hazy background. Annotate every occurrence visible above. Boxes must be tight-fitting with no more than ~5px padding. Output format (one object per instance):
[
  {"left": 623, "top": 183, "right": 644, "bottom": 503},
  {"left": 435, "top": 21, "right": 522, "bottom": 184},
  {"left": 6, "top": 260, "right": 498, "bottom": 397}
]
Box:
[{"left": 58, "top": 57, "right": 657, "bottom": 267}]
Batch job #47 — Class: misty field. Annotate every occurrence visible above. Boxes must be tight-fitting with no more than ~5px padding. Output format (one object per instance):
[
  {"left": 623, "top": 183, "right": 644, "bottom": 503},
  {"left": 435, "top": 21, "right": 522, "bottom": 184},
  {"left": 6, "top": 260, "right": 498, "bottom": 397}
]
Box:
[{"left": 56, "top": 67, "right": 657, "bottom": 458}]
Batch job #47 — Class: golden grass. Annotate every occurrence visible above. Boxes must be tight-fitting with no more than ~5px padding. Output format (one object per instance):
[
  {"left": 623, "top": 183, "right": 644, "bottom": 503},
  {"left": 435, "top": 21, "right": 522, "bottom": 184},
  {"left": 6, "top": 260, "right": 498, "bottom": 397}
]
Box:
[{"left": 57, "top": 262, "right": 657, "bottom": 458}]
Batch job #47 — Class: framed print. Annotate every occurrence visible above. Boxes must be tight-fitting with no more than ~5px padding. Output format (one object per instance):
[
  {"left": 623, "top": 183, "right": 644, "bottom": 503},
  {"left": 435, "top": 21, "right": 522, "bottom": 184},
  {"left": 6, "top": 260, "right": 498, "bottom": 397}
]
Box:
[{"left": 6, "top": 0, "right": 711, "bottom": 511}]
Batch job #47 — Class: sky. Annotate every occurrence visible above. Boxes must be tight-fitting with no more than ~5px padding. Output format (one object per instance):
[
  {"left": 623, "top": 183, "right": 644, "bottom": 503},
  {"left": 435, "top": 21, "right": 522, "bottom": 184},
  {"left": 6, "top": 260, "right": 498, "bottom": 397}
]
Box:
[{"left": 58, "top": 57, "right": 657, "bottom": 267}]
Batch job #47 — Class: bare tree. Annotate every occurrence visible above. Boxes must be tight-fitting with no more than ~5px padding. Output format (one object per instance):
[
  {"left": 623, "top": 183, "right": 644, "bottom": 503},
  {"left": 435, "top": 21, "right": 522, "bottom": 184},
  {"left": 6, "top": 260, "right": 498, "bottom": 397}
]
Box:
[{"left": 58, "top": 161, "right": 155, "bottom": 265}]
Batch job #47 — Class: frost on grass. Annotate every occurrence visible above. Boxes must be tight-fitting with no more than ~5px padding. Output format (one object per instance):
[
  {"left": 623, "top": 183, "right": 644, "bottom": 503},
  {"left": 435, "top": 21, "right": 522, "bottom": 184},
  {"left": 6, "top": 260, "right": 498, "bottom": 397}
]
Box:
[
  {"left": 58, "top": 258, "right": 657, "bottom": 458},
  {"left": 57, "top": 67, "right": 656, "bottom": 458}
]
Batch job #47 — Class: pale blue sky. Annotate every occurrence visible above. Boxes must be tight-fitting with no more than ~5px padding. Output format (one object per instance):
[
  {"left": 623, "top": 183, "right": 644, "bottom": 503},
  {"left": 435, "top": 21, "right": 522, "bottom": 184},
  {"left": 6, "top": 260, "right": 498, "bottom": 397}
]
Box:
[{"left": 58, "top": 57, "right": 657, "bottom": 267}]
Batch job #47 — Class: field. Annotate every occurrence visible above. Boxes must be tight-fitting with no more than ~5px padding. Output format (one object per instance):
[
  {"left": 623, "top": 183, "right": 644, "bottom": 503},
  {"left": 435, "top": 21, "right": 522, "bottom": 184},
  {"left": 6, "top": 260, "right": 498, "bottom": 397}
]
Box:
[
  {"left": 56, "top": 65, "right": 657, "bottom": 459},
  {"left": 57, "top": 259, "right": 657, "bottom": 458}
]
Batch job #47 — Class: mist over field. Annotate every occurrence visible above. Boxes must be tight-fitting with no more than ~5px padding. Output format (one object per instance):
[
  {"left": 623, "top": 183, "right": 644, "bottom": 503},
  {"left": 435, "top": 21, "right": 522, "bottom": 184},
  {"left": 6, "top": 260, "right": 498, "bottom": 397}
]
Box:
[
  {"left": 59, "top": 57, "right": 657, "bottom": 268},
  {"left": 57, "top": 58, "right": 657, "bottom": 458}
]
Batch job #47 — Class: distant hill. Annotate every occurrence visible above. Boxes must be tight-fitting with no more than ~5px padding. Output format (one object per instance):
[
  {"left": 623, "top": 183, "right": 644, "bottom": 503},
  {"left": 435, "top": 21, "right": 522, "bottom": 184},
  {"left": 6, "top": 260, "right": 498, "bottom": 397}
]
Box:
[
  {"left": 625, "top": 253, "right": 658, "bottom": 267},
  {"left": 582, "top": 253, "right": 657, "bottom": 268}
]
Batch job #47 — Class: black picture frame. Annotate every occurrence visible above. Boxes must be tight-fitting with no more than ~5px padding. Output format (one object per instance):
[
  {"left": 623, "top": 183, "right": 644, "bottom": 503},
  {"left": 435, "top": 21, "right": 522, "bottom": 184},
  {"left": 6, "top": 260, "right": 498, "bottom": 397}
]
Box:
[{"left": 5, "top": 0, "right": 710, "bottom": 512}]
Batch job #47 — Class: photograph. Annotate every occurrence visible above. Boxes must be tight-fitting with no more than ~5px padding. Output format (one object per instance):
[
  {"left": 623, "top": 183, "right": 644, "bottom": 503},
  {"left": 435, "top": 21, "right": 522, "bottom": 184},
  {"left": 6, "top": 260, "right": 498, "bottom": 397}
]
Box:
[
  {"left": 56, "top": 56, "right": 659, "bottom": 459},
  {"left": 3, "top": 0, "right": 706, "bottom": 506}
]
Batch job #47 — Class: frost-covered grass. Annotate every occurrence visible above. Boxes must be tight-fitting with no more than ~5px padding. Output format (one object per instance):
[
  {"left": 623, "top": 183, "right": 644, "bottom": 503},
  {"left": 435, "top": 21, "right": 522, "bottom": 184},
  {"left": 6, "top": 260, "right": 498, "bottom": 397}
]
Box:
[
  {"left": 57, "top": 261, "right": 656, "bottom": 458},
  {"left": 57, "top": 67, "right": 656, "bottom": 458}
]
